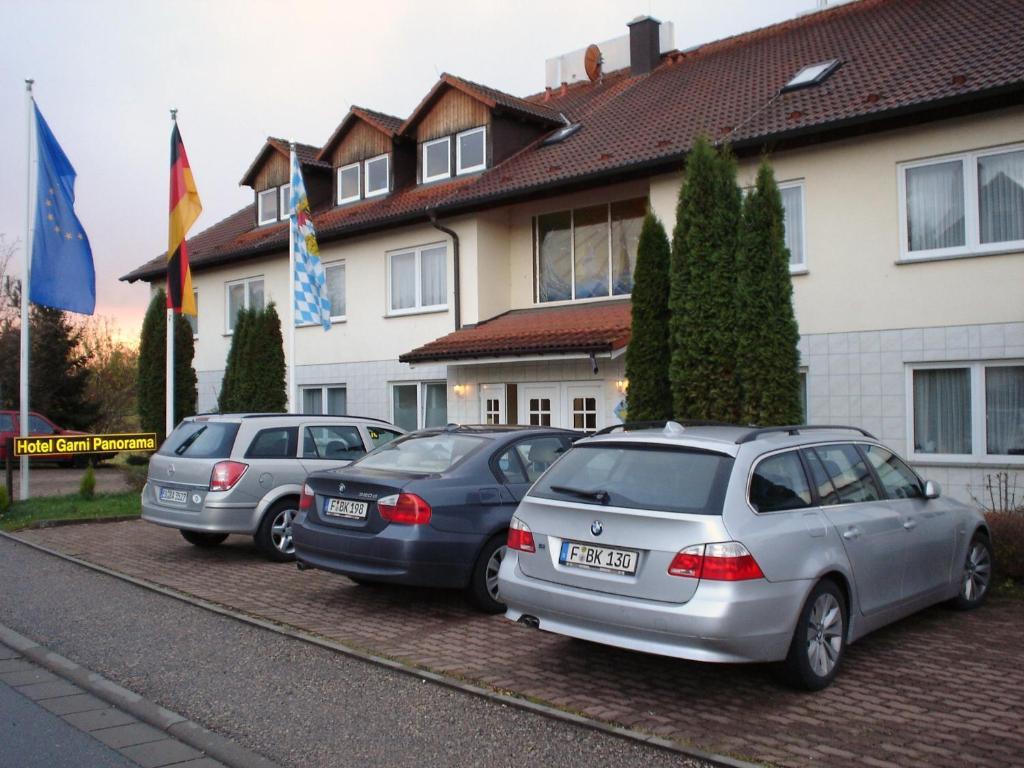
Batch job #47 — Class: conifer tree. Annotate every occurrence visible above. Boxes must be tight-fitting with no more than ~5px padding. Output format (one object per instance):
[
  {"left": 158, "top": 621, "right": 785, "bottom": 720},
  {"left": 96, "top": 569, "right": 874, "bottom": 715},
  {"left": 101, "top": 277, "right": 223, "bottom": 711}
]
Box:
[
  {"left": 669, "top": 137, "right": 742, "bottom": 422},
  {"left": 248, "top": 303, "right": 287, "bottom": 412},
  {"left": 624, "top": 212, "right": 672, "bottom": 421},
  {"left": 29, "top": 306, "right": 96, "bottom": 430},
  {"left": 736, "top": 161, "right": 803, "bottom": 425},
  {"left": 137, "top": 289, "right": 197, "bottom": 434},
  {"left": 218, "top": 307, "right": 250, "bottom": 413}
]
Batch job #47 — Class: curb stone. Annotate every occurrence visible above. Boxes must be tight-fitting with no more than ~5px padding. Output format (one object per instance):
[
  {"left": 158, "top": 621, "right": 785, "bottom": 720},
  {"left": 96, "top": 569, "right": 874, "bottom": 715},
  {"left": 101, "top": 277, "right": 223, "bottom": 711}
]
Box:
[{"left": 1, "top": 529, "right": 764, "bottom": 768}]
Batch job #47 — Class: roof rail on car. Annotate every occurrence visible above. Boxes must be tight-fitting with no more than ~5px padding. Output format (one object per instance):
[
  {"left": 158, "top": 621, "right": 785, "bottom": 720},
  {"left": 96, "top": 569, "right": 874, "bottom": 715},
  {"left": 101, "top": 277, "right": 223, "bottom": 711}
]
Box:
[
  {"left": 237, "top": 412, "right": 391, "bottom": 424},
  {"left": 734, "top": 424, "right": 876, "bottom": 445},
  {"left": 592, "top": 419, "right": 736, "bottom": 437}
]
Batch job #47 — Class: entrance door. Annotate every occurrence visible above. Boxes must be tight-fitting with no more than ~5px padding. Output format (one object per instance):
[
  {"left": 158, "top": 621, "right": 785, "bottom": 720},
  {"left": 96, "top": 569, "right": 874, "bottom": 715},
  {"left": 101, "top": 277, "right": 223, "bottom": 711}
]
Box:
[
  {"left": 518, "top": 385, "right": 558, "bottom": 427},
  {"left": 479, "top": 384, "right": 506, "bottom": 425}
]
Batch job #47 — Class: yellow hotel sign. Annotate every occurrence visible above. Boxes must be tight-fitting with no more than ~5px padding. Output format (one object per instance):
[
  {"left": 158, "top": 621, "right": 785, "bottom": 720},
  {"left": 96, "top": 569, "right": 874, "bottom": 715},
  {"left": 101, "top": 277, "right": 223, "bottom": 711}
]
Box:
[{"left": 13, "top": 433, "right": 158, "bottom": 457}]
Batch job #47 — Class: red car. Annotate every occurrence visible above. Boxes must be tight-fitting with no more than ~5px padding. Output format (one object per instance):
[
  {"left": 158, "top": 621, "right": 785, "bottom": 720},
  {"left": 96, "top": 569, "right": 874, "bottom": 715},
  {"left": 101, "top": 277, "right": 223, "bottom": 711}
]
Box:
[{"left": 0, "top": 410, "right": 110, "bottom": 466}]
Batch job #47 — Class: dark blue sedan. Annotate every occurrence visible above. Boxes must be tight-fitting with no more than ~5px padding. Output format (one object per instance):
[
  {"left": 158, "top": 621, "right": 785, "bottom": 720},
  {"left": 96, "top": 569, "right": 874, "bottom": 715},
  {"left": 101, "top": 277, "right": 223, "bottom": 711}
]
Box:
[{"left": 292, "top": 425, "right": 577, "bottom": 612}]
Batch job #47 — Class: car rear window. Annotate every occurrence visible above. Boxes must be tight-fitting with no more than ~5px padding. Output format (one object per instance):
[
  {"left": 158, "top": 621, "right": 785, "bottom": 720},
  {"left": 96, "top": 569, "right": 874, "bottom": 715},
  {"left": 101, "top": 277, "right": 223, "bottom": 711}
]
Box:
[
  {"left": 0, "top": 414, "right": 13, "bottom": 431},
  {"left": 159, "top": 421, "right": 240, "bottom": 459},
  {"left": 531, "top": 443, "right": 734, "bottom": 516},
  {"left": 355, "top": 433, "right": 484, "bottom": 474}
]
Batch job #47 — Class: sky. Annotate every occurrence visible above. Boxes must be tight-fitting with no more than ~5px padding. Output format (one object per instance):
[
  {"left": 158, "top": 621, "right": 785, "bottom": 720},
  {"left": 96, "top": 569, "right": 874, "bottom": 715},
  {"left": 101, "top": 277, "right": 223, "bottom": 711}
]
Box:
[{"left": 0, "top": 0, "right": 814, "bottom": 343}]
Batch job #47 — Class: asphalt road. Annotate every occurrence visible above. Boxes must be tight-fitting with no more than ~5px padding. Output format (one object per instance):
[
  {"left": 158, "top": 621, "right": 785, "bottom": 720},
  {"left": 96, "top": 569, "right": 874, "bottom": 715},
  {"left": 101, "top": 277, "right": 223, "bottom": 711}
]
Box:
[{"left": 0, "top": 536, "right": 708, "bottom": 768}]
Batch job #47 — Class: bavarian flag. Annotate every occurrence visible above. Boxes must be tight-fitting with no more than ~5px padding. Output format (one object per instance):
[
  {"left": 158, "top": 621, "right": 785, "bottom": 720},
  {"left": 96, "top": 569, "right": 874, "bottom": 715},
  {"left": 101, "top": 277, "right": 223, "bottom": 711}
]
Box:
[{"left": 167, "top": 122, "right": 201, "bottom": 315}]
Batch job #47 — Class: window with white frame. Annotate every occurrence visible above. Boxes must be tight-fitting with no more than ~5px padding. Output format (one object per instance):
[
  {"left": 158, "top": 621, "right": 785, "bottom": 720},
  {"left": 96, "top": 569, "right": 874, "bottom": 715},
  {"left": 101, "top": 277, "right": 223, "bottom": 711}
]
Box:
[
  {"left": 364, "top": 154, "right": 389, "bottom": 197},
  {"left": 422, "top": 137, "right": 451, "bottom": 182},
  {"left": 325, "top": 261, "right": 346, "bottom": 320},
  {"left": 909, "top": 362, "right": 1024, "bottom": 461},
  {"left": 257, "top": 189, "right": 278, "bottom": 225},
  {"left": 779, "top": 182, "right": 807, "bottom": 271},
  {"left": 186, "top": 289, "right": 199, "bottom": 337},
  {"left": 337, "top": 163, "right": 360, "bottom": 204},
  {"left": 899, "top": 144, "right": 1024, "bottom": 260},
  {"left": 279, "top": 184, "right": 292, "bottom": 220},
  {"left": 535, "top": 197, "right": 647, "bottom": 302},
  {"left": 301, "top": 385, "right": 347, "bottom": 415},
  {"left": 225, "top": 276, "right": 265, "bottom": 332},
  {"left": 391, "top": 381, "right": 447, "bottom": 432},
  {"left": 456, "top": 126, "right": 486, "bottom": 175},
  {"left": 388, "top": 243, "right": 447, "bottom": 314}
]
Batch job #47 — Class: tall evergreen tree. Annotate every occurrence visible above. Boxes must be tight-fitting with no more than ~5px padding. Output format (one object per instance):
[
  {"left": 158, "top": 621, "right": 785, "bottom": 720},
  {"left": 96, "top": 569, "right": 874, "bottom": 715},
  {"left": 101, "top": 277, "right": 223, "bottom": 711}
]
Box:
[
  {"left": 246, "top": 303, "right": 286, "bottom": 412},
  {"left": 28, "top": 306, "right": 96, "bottom": 430},
  {"left": 218, "top": 307, "right": 250, "bottom": 413},
  {"left": 669, "top": 137, "right": 742, "bottom": 422},
  {"left": 137, "top": 289, "right": 197, "bottom": 435},
  {"left": 736, "top": 161, "right": 803, "bottom": 425},
  {"left": 624, "top": 212, "right": 672, "bottom": 421}
]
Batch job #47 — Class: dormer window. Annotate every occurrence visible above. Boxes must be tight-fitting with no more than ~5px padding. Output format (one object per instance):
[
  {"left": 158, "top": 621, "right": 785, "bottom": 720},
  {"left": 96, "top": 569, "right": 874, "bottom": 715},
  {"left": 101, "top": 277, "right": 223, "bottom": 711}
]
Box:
[
  {"left": 338, "top": 163, "right": 360, "bottom": 204},
  {"left": 423, "top": 137, "right": 451, "bottom": 183},
  {"left": 257, "top": 188, "right": 278, "bottom": 225},
  {"left": 456, "top": 127, "right": 486, "bottom": 175},
  {"left": 279, "top": 184, "right": 291, "bottom": 218},
  {"left": 365, "top": 153, "right": 390, "bottom": 198}
]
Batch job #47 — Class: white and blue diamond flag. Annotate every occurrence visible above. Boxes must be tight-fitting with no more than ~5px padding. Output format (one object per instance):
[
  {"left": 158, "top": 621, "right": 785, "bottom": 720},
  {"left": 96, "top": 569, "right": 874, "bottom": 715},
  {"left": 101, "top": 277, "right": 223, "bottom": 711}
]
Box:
[{"left": 290, "top": 151, "right": 331, "bottom": 330}]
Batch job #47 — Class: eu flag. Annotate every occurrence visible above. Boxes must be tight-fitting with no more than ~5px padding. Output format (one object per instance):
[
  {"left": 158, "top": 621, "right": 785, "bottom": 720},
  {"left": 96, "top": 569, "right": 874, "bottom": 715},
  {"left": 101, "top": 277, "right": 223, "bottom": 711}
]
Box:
[{"left": 30, "top": 103, "right": 95, "bottom": 315}]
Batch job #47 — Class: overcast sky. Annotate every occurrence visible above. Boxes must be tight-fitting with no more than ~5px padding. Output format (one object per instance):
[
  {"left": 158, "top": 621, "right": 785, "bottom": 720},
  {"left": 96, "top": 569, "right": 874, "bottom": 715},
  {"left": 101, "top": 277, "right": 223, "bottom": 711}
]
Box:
[{"left": 1, "top": 0, "right": 813, "bottom": 341}]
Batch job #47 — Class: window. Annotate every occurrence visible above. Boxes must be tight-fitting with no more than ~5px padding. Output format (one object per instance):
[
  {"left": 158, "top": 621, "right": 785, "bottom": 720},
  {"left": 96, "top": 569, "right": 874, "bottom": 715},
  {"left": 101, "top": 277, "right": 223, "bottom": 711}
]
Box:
[
  {"left": 337, "top": 163, "right": 360, "bottom": 204},
  {"left": 391, "top": 381, "right": 447, "bottom": 431},
  {"left": 159, "top": 421, "right": 240, "bottom": 459},
  {"left": 783, "top": 59, "right": 840, "bottom": 91},
  {"left": 325, "top": 262, "right": 346, "bottom": 320},
  {"left": 527, "top": 397, "right": 552, "bottom": 427},
  {"left": 861, "top": 445, "right": 922, "bottom": 500},
  {"left": 359, "top": 433, "right": 483, "bottom": 474},
  {"left": 225, "top": 276, "right": 265, "bottom": 332},
  {"left": 28, "top": 415, "right": 55, "bottom": 435},
  {"left": 496, "top": 437, "right": 567, "bottom": 484},
  {"left": 910, "top": 362, "right": 1024, "bottom": 461},
  {"left": 899, "top": 145, "right": 1024, "bottom": 260},
  {"left": 571, "top": 396, "right": 597, "bottom": 431},
  {"left": 245, "top": 427, "right": 297, "bottom": 459},
  {"left": 535, "top": 198, "right": 647, "bottom": 302},
  {"left": 805, "top": 444, "right": 882, "bottom": 505},
  {"left": 279, "top": 184, "right": 292, "bottom": 220},
  {"left": 456, "top": 127, "right": 486, "bottom": 175},
  {"left": 186, "top": 290, "right": 199, "bottom": 337},
  {"left": 749, "top": 451, "right": 813, "bottom": 513},
  {"left": 0, "top": 414, "right": 13, "bottom": 431},
  {"left": 365, "top": 154, "right": 389, "bottom": 197},
  {"left": 367, "top": 426, "right": 402, "bottom": 448},
  {"left": 302, "top": 425, "right": 365, "bottom": 461},
  {"left": 423, "top": 137, "right": 450, "bottom": 182},
  {"left": 779, "top": 182, "right": 806, "bottom": 270},
  {"left": 388, "top": 243, "right": 447, "bottom": 314},
  {"left": 257, "top": 188, "right": 278, "bottom": 225},
  {"left": 301, "top": 385, "right": 347, "bottom": 415}
]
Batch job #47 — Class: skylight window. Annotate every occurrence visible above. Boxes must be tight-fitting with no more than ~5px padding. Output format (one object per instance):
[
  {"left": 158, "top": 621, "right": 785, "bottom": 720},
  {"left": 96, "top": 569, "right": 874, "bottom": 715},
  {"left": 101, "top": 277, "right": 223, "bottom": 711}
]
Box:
[
  {"left": 542, "top": 122, "right": 581, "bottom": 146},
  {"left": 783, "top": 59, "right": 840, "bottom": 91}
]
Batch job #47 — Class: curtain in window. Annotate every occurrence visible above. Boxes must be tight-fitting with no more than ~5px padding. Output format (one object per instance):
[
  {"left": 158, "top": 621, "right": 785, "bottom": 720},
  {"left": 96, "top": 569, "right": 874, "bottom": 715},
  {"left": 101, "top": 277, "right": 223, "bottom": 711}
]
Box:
[
  {"left": 979, "top": 150, "right": 1024, "bottom": 245},
  {"left": 610, "top": 198, "right": 646, "bottom": 294},
  {"left": 228, "top": 283, "right": 245, "bottom": 330},
  {"left": 390, "top": 252, "right": 416, "bottom": 310},
  {"left": 392, "top": 385, "right": 418, "bottom": 432},
  {"left": 248, "top": 280, "right": 265, "bottom": 311},
  {"left": 537, "top": 211, "right": 571, "bottom": 302},
  {"left": 302, "top": 388, "right": 322, "bottom": 415},
  {"left": 986, "top": 366, "right": 1024, "bottom": 455},
  {"left": 573, "top": 204, "right": 610, "bottom": 299},
  {"left": 420, "top": 246, "right": 446, "bottom": 307},
  {"left": 906, "top": 161, "right": 965, "bottom": 251},
  {"left": 913, "top": 368, "right": 971, "bottom": 454},
  {"left": 780, "top": 186, "right": 804, "bottom": 266},
  {"left": 423, "top": 382, "right": 448, "bottom": 428},
  {"left": 327, "top": 387, "right": 347, "bottom": 416},
  {"left": 326, "top": 264, "right": 345, "bottom": 317}
]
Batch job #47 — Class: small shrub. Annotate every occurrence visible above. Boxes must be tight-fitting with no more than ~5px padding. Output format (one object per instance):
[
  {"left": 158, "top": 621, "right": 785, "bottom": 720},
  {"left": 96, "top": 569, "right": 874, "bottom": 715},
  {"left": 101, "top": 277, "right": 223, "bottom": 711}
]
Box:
[
  {"left": 79, "top": 464, "right": 96, "bottom": 500},
  {"left": 125, "top": 453, "right": 150, "bottom": 466},
  {"left": 0, "top": 485, "right": 9, "bottom": 515},
  {"left": 985, "top": 510, "right": 1024, "bottom": 582}
]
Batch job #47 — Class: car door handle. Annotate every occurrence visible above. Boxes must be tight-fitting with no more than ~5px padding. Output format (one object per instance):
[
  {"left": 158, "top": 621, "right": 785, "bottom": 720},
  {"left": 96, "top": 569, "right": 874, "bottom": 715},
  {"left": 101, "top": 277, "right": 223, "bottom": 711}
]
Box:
[
  {"left": 842, "top": 527, "right": 862, "bottom": 540},
  {"left": 903, "top": 519, "right": 917, "bottom": 530}
]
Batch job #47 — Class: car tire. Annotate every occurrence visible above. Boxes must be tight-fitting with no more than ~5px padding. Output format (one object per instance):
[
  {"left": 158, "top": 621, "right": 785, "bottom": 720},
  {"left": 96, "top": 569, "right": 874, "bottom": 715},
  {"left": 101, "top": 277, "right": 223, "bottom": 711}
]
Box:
[
  {"left": 467, "top": 534, "right": 507, "bottom": 614},
  {"left": 180, "top": 530, "right": 228, "bottom": 548},
  {"left": 255, "top": 498, "right": 298, "bottom": 563},
  {"left": 949, "top": 533, "right": 993, "bottom": 611},
  {"left": 781, "top": 579, "right": 847, "bottom": 691}
]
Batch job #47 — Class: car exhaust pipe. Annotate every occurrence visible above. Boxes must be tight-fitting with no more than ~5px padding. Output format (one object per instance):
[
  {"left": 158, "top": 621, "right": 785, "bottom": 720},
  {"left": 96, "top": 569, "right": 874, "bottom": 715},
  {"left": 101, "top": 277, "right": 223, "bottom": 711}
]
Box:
[{"left": 517, "top": 615, "right": 540, "bottom": 629}]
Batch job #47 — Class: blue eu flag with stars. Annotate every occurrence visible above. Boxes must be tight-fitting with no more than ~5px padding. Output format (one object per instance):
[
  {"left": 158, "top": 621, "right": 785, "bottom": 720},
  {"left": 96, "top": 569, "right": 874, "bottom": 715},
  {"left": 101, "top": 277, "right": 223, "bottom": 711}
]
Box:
[{"left": 30, "top": 103, "right": 95, "bottom": 315}]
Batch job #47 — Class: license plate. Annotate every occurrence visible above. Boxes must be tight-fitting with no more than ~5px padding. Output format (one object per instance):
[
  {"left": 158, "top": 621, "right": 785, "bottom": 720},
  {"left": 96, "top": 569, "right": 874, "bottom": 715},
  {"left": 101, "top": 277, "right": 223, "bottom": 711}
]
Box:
[
  {"left": 323, "top": 498, "right": 368, "bottom": 519},
  {"left": 559, "top": 541, "right": 639, "bottom": 575},
  {"left": 158, "top": 487, "right": 188, "bottom": 504}
]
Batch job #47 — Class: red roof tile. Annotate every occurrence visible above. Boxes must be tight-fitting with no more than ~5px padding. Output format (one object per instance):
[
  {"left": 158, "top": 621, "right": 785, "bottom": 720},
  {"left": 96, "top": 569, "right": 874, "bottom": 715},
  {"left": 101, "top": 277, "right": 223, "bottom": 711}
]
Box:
[{"left": 399, "top": 301, "right": 632, "bottom": 363}]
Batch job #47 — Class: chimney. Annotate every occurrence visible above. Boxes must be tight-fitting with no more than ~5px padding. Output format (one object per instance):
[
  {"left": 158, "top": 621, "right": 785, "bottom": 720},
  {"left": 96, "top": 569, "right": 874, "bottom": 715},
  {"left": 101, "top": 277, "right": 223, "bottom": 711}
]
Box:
[{"left": 627, "top": 16, "right": 661, "bottom": 75}]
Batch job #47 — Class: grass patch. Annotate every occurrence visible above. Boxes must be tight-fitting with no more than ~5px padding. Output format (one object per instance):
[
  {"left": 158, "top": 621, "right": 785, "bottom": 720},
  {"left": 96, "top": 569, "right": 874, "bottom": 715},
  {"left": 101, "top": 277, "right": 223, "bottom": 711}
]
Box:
[{"left": 0, "top": 491, "right": 140, "bottom": 532}]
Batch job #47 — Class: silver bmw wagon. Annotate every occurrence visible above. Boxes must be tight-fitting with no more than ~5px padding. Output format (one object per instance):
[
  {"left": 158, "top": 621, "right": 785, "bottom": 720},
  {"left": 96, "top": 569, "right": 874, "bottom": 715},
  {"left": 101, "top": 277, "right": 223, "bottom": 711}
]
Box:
[{"left": 499, "top": 422, "right": 992, "bottom": 690}]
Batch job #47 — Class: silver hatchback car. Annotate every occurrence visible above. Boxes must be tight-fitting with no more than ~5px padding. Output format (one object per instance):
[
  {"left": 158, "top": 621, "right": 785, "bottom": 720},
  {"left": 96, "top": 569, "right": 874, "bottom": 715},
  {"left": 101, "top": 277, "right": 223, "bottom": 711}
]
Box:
[
  {"left": 499, "top": 422, "right": 992, "bottom": 690},
  {"left": 142, "top": 413, "right": 403, "bottom": 561}
]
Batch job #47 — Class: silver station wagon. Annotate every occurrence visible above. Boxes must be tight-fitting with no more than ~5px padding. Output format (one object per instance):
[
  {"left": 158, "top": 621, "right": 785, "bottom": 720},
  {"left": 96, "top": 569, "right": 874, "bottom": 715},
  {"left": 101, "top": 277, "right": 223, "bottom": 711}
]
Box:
[
  {"left": 499, "top": 422, "right": 992, "bottom": 690},
  {"left": 142, "top": 413, "right": 403, "bottom": 561}
]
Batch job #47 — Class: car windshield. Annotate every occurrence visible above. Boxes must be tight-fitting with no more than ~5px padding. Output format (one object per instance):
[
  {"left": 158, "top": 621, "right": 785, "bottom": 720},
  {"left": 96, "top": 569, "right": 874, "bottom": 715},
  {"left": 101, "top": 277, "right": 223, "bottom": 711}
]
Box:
[
  {"left": 355, "top": 433, "right": 484, "bottom": 474},
  {"left": 158, "top": 421, "right": 240, "bottom": 459},
  {"left": 531, "top": 443, "right": 734, "bottom": 516}
]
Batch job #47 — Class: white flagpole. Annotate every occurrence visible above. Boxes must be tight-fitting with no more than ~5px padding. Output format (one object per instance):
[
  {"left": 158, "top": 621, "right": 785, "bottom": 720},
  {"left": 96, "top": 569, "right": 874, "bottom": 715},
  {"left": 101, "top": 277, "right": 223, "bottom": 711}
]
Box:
[
  {"left": 287, "top": 143, "right": 296, "bottom": 414},
  {"left": 165, "top": 109, "right": 177, "bottom": 435},
  {"left": 20, "top": 79, "right": 35, "bottom": 501}
]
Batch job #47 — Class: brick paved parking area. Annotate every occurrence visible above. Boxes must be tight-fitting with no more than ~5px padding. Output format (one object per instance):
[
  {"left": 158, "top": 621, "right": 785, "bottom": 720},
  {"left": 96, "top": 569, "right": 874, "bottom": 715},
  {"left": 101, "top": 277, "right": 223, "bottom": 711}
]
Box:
[{"left": 16, "top": 521, "right": 1024, "bottom": 768}]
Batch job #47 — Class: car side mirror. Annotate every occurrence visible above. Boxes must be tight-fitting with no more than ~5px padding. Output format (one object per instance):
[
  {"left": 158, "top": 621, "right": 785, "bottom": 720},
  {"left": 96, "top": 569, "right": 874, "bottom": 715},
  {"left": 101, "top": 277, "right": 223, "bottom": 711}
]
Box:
[{"left": 923, "top": 480, "right": 941, "bottom": 499}]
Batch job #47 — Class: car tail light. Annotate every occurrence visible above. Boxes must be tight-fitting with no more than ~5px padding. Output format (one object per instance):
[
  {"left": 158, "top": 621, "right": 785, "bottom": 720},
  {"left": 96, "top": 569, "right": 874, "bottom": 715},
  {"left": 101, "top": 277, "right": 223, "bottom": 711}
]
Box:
[
  {"left": 299, "top": 482, "right": 315, "bottom": 512},
  {"left": 377, "top": 493, "right": 432, "bottom": 525},
  {"left": 667, "top": 542, "right": 764, "bottom": 581},
  {"left": 507, "top": 516, "right": 535, "bottom": 553},
  {"left": 209, "top": 461, "right": 248, "bottom": 492}
]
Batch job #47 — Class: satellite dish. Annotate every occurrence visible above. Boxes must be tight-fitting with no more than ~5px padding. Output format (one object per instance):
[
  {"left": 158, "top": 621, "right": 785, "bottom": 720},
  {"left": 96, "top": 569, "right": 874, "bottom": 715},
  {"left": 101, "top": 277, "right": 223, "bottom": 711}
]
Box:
[{"left": 584, "top": 44, "right": 603, "bottom": 82}]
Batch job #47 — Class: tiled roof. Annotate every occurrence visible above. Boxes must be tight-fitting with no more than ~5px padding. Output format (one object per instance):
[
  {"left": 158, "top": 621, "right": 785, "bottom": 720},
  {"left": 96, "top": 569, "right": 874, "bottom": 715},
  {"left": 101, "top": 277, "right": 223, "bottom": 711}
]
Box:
[
  {"left": 123, "top": 0, "right": 1024, "bottom": 283},
  {"left": 399, "top": 301, "right": 632, "bottom": 363}
]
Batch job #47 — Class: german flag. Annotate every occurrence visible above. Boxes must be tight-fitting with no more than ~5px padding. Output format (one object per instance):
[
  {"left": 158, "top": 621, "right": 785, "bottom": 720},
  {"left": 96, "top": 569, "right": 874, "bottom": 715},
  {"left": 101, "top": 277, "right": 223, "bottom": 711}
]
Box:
[{"left": 167, "top": 122, "right": 201, "bottom": 315}]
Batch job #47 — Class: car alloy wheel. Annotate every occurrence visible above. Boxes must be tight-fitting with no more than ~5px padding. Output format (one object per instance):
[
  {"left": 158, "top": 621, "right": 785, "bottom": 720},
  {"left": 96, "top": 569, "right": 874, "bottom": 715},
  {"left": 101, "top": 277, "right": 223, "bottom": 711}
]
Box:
[
  {"left": 806, "top": 592, "right": 844, "bottom": 678},
  {"left": 271, "top": 507, "right": 296, "bottom": 555},
  {"left": 485, "top": 544, "right": 507, "bottom": 602},
  {"left": 961, "top": 538, "right": 992, "bottom": 603}
]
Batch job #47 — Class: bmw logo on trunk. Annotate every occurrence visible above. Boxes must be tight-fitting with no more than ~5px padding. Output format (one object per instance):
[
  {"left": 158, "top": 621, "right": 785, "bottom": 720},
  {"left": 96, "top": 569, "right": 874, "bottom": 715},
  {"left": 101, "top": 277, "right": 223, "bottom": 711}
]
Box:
[
  {"left": 338, "top": 483, "right": 346, "bottom": 493},
  {"left": 591, "top": 520, "right": 603, "bottom": 536}
]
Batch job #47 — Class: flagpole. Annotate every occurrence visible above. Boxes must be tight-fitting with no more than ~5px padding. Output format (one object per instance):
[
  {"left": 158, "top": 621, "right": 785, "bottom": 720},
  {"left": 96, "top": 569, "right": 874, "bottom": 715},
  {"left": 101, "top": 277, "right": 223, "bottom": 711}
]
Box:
[
  {"left": 20, "top": 79, "right": 35, "bottom": 501},
  {"left": 287, "top": 142, "right": 296, "bottom": 414},
  {"left": 166, "top": 109, "right": 177, "bottom": 435}
]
